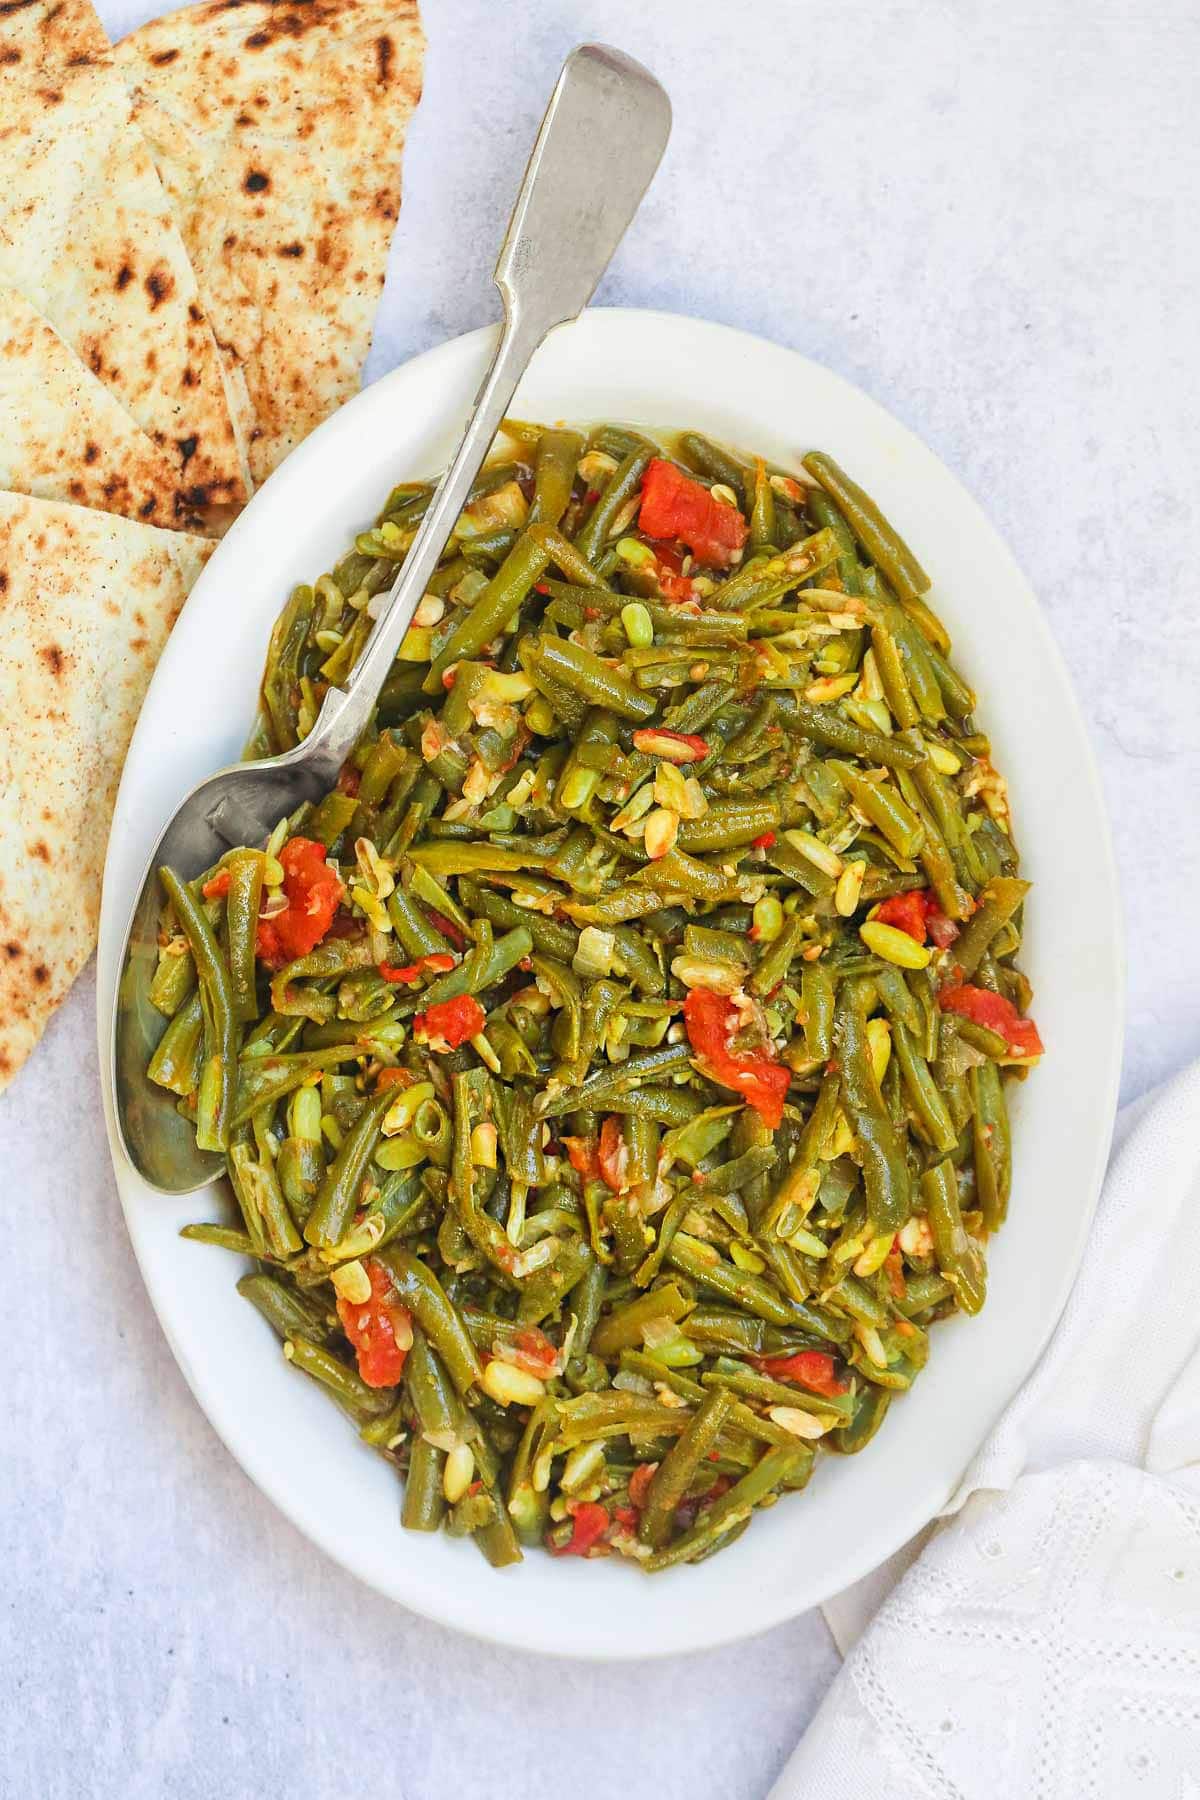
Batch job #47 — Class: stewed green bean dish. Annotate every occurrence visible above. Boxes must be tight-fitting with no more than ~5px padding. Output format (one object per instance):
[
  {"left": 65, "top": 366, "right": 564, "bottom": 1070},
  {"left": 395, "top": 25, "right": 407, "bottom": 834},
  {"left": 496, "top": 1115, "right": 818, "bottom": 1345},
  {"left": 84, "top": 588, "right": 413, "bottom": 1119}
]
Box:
[{"left": 151, "top": 420, "right": 1042, "bottom": 1570}]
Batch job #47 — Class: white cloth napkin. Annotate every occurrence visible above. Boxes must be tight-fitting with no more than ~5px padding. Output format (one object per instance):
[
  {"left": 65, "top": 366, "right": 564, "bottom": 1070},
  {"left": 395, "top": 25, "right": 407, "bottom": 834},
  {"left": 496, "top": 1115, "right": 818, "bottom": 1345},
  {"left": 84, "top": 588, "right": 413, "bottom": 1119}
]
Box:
[{"left": 772, "top": 1061, "right": 1200, "bottom": 1800}]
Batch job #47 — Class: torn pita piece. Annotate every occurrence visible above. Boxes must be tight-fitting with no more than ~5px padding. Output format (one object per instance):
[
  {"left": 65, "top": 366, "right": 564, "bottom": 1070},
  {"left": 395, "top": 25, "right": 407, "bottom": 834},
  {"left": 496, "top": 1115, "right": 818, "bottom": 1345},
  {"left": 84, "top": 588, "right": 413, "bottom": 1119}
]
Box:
[
  {"left": 0, "top": 284, "right": 193, "bottom": 527},
  {"left": 0, "top": 0, "right": 249, "bottom": 519},
  {"left": 117, "top": 0, "right": 424, "bottom": 487},
  {"left": 0, "top": 493, "right": 212, "bottom": 1089}
]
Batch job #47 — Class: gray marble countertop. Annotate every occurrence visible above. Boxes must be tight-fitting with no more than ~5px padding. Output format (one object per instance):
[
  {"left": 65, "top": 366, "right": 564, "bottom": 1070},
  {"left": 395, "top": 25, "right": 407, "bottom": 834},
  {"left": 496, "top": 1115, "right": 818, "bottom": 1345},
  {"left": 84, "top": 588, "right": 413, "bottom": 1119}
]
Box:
[{"left": 5, "top": 2, "right": 1198, "bottom": 1795}]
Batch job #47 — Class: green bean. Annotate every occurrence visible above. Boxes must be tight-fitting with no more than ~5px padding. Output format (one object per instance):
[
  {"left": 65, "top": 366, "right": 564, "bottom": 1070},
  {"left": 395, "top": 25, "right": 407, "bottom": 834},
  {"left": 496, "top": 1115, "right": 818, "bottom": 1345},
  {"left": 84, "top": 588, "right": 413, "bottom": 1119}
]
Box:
[
  {"left": 529, "top": 634, "right": 656, "bottom": 722},
  {"left": 148, "top": 938, "right": 196, "bottom": 1017},
  {"left": 285, "top": 1336, "right": 395, "bottom": 1419},
  {"left": 426, "top": 532, "right": 553, "bottom": 693},
  {"left": 420, "top": 925, "right": 532, "bottom": 1007},
  {"left": 677, "top": 432, "right": 753, "bottom": 506},
  {"left": 832, "top": 763, "right": 924, "bottom": 860},
  {"left": 921, "top": 1158, "right": 986, "bottom": 1314},
  {"left": 159, "top": 867, "right": 238, "bottom": 1153},
  {"left": 676, "top": 799, "right": 780, "bottom": 852},
  {"left": 640, "top": 1387, "right": 735, "bottom": 1548},
  {"left": 402, "top": 1436, "right": 447, "bottom": 1531},
  {"left": 379, "top": 1248, "right": 482, "bottom": 1397},
  {"left": 802, "top": 453, "right": 929, "bottom": 602},
  {"left": 667, "top": 1234, "right": 797, "bottom": 1327},
  {"left": 970, "top": 1060, "right": 1011, "bottom": 1231},
  {"left": 892, "top": 1023, "right": 958, "bottom": 1154},
  {"left": 303, "top": 1089, "right": 393, "bottom": 1249},
  {"left": 950, "top": 877, "right": 1030, "bottom": 980},
  {"left": 751, "top": 914, "right": 807, "bottom": 999},
  {"left": 787, "top": 701, "right": 924, "bottom": 769},
  {"left": 147, "top": 988, "right": 204, "bottom": 1096},
  {"left": 928, "top": 646, "right": 975, "bottom": 719},
  {"left": 644, "top": 1446, "right": 806, "bottom": 1570},
  {"left": 805, "top": 487, "right": 864, "bottom": 595},
  {"left": 573, "top": 449, "right": 651, "bottom": 565},
  {"left": 748, "top": 458, "right": 776, "bottom": 554},
  {"left": 834, "top": 979, "right": 910, "bottom": 1232},
  {"left": 181, "top": 1223, "right": 258, "bottom": 1256},
  {"left": 529, "top": 428, "right": 584, "bottom": 529},
  {"left": 828, "top": 1383, "right": 892, "bottom": 1455}
]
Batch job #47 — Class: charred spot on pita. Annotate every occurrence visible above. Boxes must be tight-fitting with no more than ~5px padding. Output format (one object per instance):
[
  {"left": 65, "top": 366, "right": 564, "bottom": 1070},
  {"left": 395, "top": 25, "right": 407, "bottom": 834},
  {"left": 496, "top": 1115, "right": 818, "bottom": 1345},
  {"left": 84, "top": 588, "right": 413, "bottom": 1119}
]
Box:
[
  {"left": 280, "top": 241, "right": 304, "bottom": 257},
  {"left": 145, "top": 268, "right": 175, "bottom": 309},
  {"left": 4, "top": 943, "right": 20, "bottom": 960},
  {"left": 32, "top": 963, "right": 50, "bottom": 984},
  {"left": 177, "top": 435, "right": 199, "bottom": 465},
  {"left": 84, "top": 442, "right": 100, "bottom": 464},
  {"left": 40, "top": 643, "right": 66, "bottom": 677},
  {"left": 376, "top": 35, "right": 392, "bottom": 82},
  {"left": 243, "top": 168, "right": 269, "bottom": 193},
  {"left": 30, "top": 844, "right": 51, "bottom": 866},
  {"left": 115, "top": 263, "right": 134, "bottom": 291},
  {"left": 150, "top": 46, "right": 179, "bottom": 63}
]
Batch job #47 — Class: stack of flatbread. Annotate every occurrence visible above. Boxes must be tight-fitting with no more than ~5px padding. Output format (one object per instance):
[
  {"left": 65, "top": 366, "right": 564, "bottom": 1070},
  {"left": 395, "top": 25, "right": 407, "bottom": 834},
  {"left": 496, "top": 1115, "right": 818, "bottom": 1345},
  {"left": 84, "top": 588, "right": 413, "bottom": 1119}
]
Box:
[{"left": 0, "top": 0, "right": 423, "bottom": 1090}]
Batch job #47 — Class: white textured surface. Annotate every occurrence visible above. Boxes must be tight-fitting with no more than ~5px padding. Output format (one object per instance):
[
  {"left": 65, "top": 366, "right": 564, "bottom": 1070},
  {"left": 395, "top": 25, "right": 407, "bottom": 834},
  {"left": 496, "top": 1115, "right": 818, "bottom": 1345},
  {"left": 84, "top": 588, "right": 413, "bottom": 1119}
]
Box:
[{"left": 3, "top": 0, "right": 1197, "bottom": 1794}]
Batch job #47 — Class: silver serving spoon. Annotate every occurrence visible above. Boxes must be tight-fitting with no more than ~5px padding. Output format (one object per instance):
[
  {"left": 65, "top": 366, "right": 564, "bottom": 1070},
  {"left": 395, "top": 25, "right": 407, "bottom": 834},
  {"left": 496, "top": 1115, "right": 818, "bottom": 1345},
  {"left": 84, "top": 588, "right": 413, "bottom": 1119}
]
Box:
[{"left": 113, "top": 43, "right": 671, "bottom": 1193}]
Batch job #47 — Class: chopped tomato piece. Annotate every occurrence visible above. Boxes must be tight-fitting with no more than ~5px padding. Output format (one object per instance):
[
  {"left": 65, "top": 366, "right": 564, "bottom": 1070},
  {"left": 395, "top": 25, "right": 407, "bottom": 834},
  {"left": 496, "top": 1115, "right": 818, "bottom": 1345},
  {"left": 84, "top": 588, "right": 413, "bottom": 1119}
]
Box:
[
  {"left": 336, "top": 1258, "right": 413, "bottom": 1388},
  {"left": 552, "top": 1500, "right": 610, "bottom": 1557},
  {"left": 751, "top": 830, "right": 776, "bottom": 850},
  {"left": 873, "top": 890, "right": 930, "bottom": 942},
  {"left": 638, "top": 459, "right": 748, "bottom": 569},
  {"left": 413, "top": 993, "right": 486, "bottom": 1051},
  {"left": 375, "top": 1067, "right": 415, "bottom": 1091},
  {"left": 379, "top": 952, "right": 458, "bottom": 985},
  {"left": 757, "top": 1350, "right": 848, "bottom": 1397},
  {"left": 598, "top": 1115, "right": 629, "bottom": 1193},
  {"left": 873, "top": 887, "right": 961, "bottom": 948},
  {"left": 939, "top": 984, "right": 1044, "bottom": 1058},
  {"left": 255, "top": 837, "right": 344, "bottom": 968},
  {"left": 628, "top": 1462, "right": 658, "bottom": 1512},
  {"left": 612, "top": 1505, "right": 639, "bottom": 1532},
  {"left": 512, "top": 1326, "right": 559, "bottom": 1377},
  {"left": 201, "top": 868, "right": 231, "bottom": 900},
  {"left": 425, "top": 908, "right": 468, "bottom": 950},
  {"left": 631, "top": 728, "right": 709, "bottom": 763},
  {"left": 683, "top": 987, "right": 791, "bottom": 1128},
  {"left": 658, "top": 568, "right": 698, "bottom": 603},
  {"left": 884, "top": 1245, "right": 908, "bottom": 1301},
  {"left": 562, "top": 1135, "right": 601, "bottom": 1181}
]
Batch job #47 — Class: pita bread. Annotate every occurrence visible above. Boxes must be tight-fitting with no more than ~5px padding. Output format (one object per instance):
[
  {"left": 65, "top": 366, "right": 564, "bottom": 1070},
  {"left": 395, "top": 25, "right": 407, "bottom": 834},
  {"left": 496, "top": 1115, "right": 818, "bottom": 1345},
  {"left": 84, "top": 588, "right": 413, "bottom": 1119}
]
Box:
[
  {"left": 116, "top": 0, "right": 424, "bottom": 486},
  {"left": 0, "top": 0, "right": 251, "bottom": 519},
  {"left": 0, "top": 284, "right": 198, "bottom": 528},
  {"left": 0, "top": 492, "right": 211, "bottom": 1089}
]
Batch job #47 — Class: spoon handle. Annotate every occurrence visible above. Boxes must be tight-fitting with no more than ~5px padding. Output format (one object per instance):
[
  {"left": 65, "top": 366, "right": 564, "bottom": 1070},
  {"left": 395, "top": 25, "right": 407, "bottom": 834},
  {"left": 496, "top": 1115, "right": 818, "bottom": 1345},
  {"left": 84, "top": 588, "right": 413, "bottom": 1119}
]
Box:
[{"left": 308, "top": 43, "right": 671, "bottom": 767}]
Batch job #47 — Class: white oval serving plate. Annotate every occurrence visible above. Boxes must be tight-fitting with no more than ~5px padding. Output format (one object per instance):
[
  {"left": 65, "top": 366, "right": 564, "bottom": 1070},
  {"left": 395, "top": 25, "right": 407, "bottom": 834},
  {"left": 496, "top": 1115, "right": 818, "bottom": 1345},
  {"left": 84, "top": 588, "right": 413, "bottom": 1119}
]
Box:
[{"left": 97, "top": 309, "right": 1122, "bottom": 1658}]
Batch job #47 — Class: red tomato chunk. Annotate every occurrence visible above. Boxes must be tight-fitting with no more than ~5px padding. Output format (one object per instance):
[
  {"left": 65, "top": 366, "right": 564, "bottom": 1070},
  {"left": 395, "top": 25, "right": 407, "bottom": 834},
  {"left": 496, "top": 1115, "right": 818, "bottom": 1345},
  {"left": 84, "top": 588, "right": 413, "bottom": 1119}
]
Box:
[
  {"left": 413, "top": 993, "right": 486, "bottom": 1050},
  {"left": 938, "top": 984, "right": 1044, "bottom": 1059},
  {"left": 336, "top": 1259, "right": 413, "bottom": 1389},
  {"left": 638, "top": 459, "right": 748, "bottom": 569},
  {"left": 256, "top": 837, "right": 344, "bottom": 968},
  {"left": 757, "top": 1350, "right": 848, "bottom": 1397},
  {"left": 683, "top": 988, "right": 791, "bottom": 1128}
]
